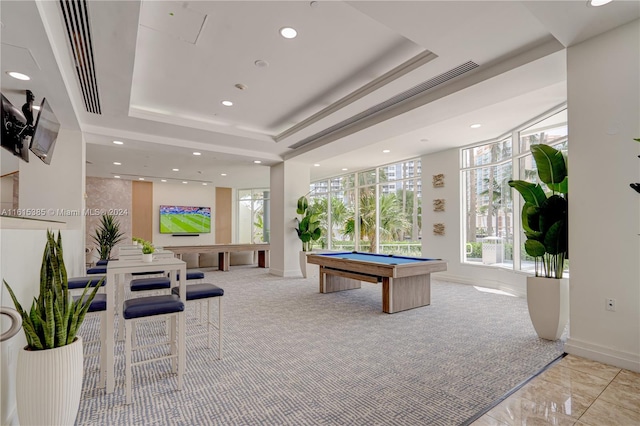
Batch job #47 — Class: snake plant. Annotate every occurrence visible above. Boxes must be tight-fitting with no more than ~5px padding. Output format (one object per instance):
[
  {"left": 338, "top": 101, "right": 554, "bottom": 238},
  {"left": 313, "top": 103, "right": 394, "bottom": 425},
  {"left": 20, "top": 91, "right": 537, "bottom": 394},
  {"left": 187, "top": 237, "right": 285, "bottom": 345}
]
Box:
[{"left": 3, "top": 230, "right": 102, "bottom": 350}]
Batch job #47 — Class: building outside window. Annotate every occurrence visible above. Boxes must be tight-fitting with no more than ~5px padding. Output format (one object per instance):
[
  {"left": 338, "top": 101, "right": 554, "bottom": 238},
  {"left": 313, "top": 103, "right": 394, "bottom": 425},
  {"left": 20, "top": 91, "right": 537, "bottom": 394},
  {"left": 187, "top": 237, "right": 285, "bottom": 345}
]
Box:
[{"left": 461, "top": 107, "right": 567, "bottom": 273}]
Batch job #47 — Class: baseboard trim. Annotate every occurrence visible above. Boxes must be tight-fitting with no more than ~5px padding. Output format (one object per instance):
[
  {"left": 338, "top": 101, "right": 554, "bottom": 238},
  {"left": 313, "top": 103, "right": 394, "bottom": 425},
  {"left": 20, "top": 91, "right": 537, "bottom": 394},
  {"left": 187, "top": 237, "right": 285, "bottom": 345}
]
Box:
[
  {"left": 433, "top": 273, "right": 526, "bottom": 298},
  {"left": 565, "top": 337, "right": 640, "bottom": 372}
]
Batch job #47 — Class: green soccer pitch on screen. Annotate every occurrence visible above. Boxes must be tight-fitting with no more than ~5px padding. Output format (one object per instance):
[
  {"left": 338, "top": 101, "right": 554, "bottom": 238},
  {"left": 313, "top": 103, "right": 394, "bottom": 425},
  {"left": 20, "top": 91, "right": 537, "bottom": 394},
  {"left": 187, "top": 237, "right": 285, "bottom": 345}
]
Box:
[{"left": 159, "top": 205, "right": 211, "bottom": 234}]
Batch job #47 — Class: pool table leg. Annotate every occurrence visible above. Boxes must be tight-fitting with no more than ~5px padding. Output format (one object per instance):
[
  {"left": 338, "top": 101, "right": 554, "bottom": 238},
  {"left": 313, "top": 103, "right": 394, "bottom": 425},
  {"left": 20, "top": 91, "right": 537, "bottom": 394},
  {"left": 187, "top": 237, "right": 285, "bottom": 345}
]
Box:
[
  {"left": 319, "top": 267, "right": 362, "bottom": 293},
  {"left": 382, "top": 275, "right": 431, "bottom": 313}
]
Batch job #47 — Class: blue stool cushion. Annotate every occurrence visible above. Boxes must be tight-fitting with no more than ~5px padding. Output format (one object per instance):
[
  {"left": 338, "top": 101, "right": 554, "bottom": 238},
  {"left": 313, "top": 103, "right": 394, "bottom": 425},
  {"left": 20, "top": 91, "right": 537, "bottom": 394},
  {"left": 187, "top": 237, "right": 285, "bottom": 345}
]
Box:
[
  {"left": 96, "top": 259, "right": 109, "bottom": 266},
  {"left": 73, "top": 293, "right": 107, "bottom": 312},
  {"left": 131, "top": 270, "right": 165, "bottom": 276},
  {"left": 174, "top": 270, "right": 205, "bottom": 280},
  {"left": 130, "top": 277, "right": 171, "bottom": 291},
  {"left": 87, "top": 266, "right": 107, "bottom": 274},
  {"left": 123, "top": 295, "right": 185, "bottom": 319},
  {"left": 172, "top": 283, "right": 224, "bottom": 301},
  {"left": 68, "top": 276, "right": 106, "bottom": 289}
]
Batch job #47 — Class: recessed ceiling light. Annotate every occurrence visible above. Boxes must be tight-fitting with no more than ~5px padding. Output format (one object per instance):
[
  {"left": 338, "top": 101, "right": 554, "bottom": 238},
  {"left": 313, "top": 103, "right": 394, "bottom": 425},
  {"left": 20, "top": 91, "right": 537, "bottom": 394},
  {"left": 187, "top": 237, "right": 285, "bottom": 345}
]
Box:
[
  {"left": 202, "top": 183, "right": 207, "bottom": 186},
  {"left": 161, "top": 179, "right": 167, "bottom": 182},
  {"left": 280, "top": 27, "right": 297, "bottom": 39},
  {"left": 113, "top": 140, "right": 124, "bottom": 145},
  {"left": 382, "top": 149, "right": 390, "bottom": 153},
  {"left": 420, "top": 138, "right": 429, "bottom": 142},
  {"left": 7, "top": 71, "right": 30, "bottom": 81},
  {"left": 221, "top": 100, "right": 233, "bottom": 107},
  {"left": 113, "top": 162, "right": 121, "bottom": 165},
  {"left": 253, "top": 160, "right": 262, "bottom": 164},
  {"left": 32, "top": 105, "right": 40, "bottom": 111},
  {"left": 221, "top": 173, "right": 227, "bottom": 176},
  {"left": 172, "top": 168, "right": 179, "bottom": 171},
  {"left": 342, "top": 168, "right": 348, "bottom": 171},
  {"left": 182, "top": 181, "right": 188, "bottom": 184},
  {"left": 193, "top": 152, "right": 201, "bottom": 156},
  {"left": 589, "top": 0, "right": 612, "bottom": 6},
  {"left": 234, "top": 83, "right": 248, "bottom": 91},
  {"left": 138, "top": 177, "right": 145, "bottom": 181},
  {"left": 254, "top": 59, "right": 269, "bottom": 68},
  {"left": 114, "top": 175, "right": 120, "bottom": 179},
  {"left": 470, "top": 123, "right": 482, "bottom": 129},
  {"left": 313, "top": 163, "right": 320, "bottom": 167}
]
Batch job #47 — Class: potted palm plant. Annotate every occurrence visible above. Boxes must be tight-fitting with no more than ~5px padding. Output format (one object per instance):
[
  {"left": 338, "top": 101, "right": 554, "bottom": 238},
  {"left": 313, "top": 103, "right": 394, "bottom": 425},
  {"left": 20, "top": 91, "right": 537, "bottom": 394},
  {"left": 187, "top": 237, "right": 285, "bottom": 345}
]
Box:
[
  {"left": 3, "top": 230, "right": 102, "bottom": 425},
  {"left": 508, "top": 144, "right": 568, "bottom": 340},
  {"left": 294, "top": 195, "right": 322, "bottom": 277},
  {"left": 92, "top": 214, "right": 125, "bottom": 260}
]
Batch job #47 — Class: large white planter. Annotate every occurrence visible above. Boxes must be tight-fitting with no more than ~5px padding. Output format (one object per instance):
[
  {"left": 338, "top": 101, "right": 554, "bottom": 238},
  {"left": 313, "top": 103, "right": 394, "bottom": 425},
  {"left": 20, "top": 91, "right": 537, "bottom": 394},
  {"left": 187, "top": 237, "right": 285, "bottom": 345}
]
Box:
[
  {"left": 142, "top": 253, "right": 153, "bottom": 262},
  {"left": 16, "top": 336, "right": 84, "bottom": 426},
  {"left": 299, "top": 251, "right": 309, "bottom": 278},
  {"left": 526, "top": 277, "right": 569, "bottom": 340}
]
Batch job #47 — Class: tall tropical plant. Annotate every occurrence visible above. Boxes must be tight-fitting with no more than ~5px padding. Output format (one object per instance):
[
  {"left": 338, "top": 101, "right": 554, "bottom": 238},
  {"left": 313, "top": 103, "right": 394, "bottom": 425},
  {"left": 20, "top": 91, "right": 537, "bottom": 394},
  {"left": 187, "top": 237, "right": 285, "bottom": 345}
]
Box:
[
  {"left": 3, "top": 230, "right": 102, "bottom": 350},
  {"left": 294, "top": 195, "right": 322, "bottom": 251},
  {"left": 92, "top": 214, "right": 125, "bottom": 260},
  {"left": 508, "top": 144, "right": 568, "bottom": 278}
]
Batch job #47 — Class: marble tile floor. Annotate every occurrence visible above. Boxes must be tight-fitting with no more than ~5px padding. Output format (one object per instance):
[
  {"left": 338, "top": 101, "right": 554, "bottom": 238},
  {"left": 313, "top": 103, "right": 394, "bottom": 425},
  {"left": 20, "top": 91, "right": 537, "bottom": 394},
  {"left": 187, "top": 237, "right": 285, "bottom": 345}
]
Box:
[{"left": 471, "top": 354, "right": 640, "bottom": 425}]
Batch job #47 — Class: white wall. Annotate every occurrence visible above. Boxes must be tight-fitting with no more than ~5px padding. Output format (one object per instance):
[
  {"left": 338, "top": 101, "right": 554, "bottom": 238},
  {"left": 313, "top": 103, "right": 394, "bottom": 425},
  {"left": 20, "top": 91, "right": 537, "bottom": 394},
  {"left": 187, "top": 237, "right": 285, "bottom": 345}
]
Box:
[
  {"left": 18, "top": 128, "right": 85, "bottom": 231},
  {"left": 153, "top": 182, "right": 216, "bottom": 247},
  {"left": 564, "top": 20, "right": 640, "bottom": 371},
  {"left": 1, "top": 127, "right": 86, "bottom": 424},
  {"left": 421, "top": 149, "right": 529, "bottom": 297}
]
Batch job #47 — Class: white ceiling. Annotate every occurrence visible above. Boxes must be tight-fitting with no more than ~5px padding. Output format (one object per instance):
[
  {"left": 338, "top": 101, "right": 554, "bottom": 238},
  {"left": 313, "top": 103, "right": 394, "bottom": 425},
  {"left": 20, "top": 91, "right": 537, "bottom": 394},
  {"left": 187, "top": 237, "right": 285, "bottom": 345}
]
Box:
[{"left": 1, "top": 1, "right": 638, "bottom": 186}]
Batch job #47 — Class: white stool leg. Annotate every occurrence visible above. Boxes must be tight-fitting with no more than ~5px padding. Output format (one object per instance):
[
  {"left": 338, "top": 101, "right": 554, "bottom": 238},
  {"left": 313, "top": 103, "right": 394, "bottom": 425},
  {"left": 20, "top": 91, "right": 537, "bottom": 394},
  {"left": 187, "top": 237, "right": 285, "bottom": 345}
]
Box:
[
  {"left": 125, "top": 320, "right": 133, "bottom": 405},
  {"left": 99, "top": 310, "right": 107, "bottom": 388},
  {"left": 178, "top": 310, "right": 185, "bottom": 391},
  {"left": 207, "top": 299, "right": 212, "bottom": 349},
  {"left": 170, "top": 315, "right": 177, "bottom": 373},
  {"left": 218, "top": 297, "right": 223, "bottom": 360}
]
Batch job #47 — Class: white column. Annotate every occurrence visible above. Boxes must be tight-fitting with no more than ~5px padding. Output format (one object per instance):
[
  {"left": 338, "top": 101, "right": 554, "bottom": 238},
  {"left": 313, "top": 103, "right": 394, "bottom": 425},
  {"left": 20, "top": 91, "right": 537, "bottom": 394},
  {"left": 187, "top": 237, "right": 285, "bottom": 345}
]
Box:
[{"left": 269, "top": 160, "right": 310, "bottom": 277}]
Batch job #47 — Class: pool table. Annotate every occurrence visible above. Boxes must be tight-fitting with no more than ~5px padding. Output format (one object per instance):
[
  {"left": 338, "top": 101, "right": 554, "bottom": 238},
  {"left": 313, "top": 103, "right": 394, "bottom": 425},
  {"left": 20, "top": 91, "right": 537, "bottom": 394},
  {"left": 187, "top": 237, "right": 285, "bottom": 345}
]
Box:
[{"left": 306, "top": 251, "right": 447, "bottom": 314}]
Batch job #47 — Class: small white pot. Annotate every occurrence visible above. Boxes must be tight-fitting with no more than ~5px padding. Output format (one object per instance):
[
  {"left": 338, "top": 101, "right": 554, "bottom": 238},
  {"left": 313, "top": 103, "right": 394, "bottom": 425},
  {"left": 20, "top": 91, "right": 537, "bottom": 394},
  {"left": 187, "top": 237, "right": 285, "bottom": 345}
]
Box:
[
  {"left": 16, "top": 337, "right": 84, "bottom": 426},
  {"left": 526, "top": 276, "right": 569, "bottom": 340},
  {"left": 142, "top": 253, "right": 153, "bottom": 262}
]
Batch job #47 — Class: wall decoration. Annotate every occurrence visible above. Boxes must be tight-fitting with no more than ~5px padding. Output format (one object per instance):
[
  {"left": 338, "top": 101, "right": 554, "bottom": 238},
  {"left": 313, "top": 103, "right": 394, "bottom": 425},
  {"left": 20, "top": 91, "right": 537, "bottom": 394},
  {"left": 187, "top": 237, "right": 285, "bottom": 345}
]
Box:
[
  {"left": 433, "top": 223, "right": 445, "bottom": 235},
  {"left": 432, "top": 174, "right": 444, "bottom": 188},
  {"left": 433, "top": 199, "right": 445, "bottom": 212}
]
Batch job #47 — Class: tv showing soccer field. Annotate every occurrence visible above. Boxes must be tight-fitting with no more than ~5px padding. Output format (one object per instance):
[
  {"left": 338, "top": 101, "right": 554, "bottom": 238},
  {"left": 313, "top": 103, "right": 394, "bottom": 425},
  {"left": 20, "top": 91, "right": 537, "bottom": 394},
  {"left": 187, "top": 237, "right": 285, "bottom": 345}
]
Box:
[{"left": 159, "top": 205, "right": 211, "bottom": 234}]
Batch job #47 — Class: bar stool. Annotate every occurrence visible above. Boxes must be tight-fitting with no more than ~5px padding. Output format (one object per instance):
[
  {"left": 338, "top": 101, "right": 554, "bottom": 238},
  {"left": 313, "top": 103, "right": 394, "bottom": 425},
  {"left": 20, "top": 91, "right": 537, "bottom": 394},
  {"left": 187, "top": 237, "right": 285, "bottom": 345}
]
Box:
[
  {"left": 68, "top": 275, "right": 106, "bottom": 296},
  {"left": 123, "top": 294, "right": 185, "bottom": 405},
  {"left": 171, "top": 283, "right": 223, "bottom": 359}
]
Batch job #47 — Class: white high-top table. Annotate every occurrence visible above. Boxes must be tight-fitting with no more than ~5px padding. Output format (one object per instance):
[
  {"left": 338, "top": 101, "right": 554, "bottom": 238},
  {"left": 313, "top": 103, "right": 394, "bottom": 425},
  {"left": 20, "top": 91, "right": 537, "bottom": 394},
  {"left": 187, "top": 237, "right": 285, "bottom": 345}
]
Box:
[{"left": 104, "top": 257, "right": 186, "bottom": 394}]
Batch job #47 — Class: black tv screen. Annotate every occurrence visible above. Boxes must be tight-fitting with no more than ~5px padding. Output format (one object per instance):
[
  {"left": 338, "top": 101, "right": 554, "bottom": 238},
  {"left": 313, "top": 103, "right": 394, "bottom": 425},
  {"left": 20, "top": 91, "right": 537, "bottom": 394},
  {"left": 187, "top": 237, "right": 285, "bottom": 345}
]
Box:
[
  {"left": 1, "top": 93, "right": 30, "bottom": 162},
  {"left": 30, "top": 98, "right": 60, "bottom": 164},
  {"left": 160, "top": 205, "right": 211, "bottom": 234}
]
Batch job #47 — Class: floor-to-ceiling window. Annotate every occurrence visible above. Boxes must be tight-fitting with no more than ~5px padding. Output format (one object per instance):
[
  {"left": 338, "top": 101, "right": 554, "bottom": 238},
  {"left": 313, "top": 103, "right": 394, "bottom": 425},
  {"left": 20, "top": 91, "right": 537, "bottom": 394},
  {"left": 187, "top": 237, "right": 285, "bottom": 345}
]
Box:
[
  {"left": 461, "top": 106, "right": 567, "bottom": 272},
  {"left": 309, "top": 159, "right": 421, "bottom": 254},
  {"left": 237, "top": 188, "right": 270, "bottom": 243}
]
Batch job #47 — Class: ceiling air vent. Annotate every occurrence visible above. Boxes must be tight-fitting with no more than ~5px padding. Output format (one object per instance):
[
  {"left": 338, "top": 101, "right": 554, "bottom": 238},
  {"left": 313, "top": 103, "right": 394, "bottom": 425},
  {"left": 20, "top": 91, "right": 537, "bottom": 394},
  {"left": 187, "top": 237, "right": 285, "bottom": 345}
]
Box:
[
  {"left": 59, "top": 0, "right": 101, "bottom": 114},
  {"left": 289, "top": 61, "right": 479, "bottom": 150}
]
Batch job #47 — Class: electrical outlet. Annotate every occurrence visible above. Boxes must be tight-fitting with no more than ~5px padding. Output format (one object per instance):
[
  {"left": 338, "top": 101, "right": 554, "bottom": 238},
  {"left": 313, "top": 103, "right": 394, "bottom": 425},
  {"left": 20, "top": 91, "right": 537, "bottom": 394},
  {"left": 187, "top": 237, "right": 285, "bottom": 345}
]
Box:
[{"left": 606, "top": 298, "right": 616, "bottom": 311}]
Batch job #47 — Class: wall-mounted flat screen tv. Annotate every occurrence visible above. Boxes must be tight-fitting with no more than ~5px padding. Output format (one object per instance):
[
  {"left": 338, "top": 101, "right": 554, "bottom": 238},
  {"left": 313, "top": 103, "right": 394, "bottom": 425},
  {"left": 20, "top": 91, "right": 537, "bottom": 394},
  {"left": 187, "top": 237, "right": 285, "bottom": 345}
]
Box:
[
  {"left": 30, "top": 98, "right": 60, "bottom": 164},
  {"left": 160, "top": 205, "right": 211, "bottom": 234}
]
